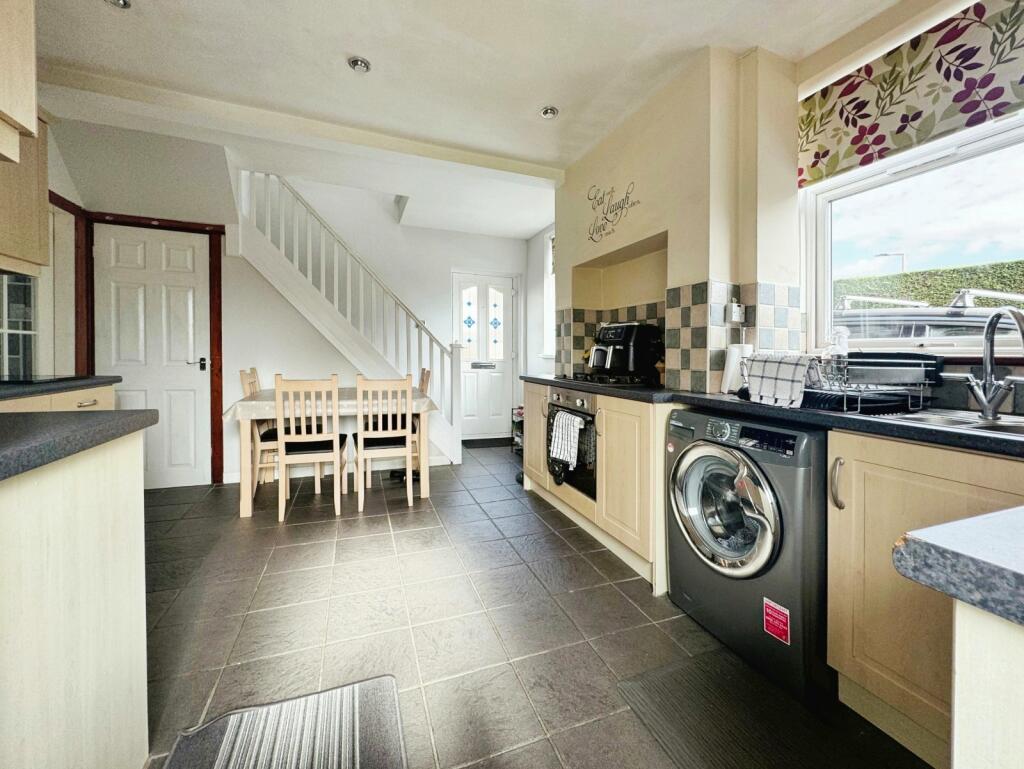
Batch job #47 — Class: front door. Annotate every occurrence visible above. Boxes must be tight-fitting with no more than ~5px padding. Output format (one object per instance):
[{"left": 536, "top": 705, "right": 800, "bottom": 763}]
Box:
[
  {"left": 94, "top": 224, "right": 211, "bottom": 488},
  {"left": 454, "top": 272, "right": 515, "bottom": 438}
]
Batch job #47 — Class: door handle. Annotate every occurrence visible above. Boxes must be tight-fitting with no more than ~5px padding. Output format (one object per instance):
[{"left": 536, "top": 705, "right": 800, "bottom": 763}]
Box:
[
  {"left": 470, "top": 362, "right": 496, "bottom": 369},
  {"left": 829, "top": 457, "right": 846, "bottom": 510},
  {"left": 187, "top": 357, "right": 208, "bottom": 371}
]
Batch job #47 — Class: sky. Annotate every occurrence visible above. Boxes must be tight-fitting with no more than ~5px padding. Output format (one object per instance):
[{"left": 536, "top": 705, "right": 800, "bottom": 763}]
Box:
[{"left": 830, "top": 140, "right": 1024, "bottom": 282}]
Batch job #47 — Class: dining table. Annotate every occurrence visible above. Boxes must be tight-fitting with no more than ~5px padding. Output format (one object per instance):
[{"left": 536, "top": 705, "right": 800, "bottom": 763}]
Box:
[{"left": 224, "top": 386, "right": 437, "bottom": 517}]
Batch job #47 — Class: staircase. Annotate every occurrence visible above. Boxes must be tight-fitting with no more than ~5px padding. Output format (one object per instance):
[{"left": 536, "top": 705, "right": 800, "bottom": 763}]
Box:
[{"left": 232, "top": 170, "right": 462, "bottom": 465}]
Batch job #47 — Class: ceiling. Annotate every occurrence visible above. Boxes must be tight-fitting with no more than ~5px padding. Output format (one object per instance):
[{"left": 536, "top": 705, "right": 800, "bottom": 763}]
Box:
[{"left": 37, "top": 0, "right": 899, "bottom": 168}]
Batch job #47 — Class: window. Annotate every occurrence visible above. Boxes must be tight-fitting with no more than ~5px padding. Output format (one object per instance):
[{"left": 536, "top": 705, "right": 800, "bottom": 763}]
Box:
[
  {"left": 542, "top": 233, "right": 556, "bottom": 357},
  {"left": 803, "top": 119, "right": 1024, "bottom": 352},
  {"left": 1, "top": 275, "right": 36, "bottom": 378}
]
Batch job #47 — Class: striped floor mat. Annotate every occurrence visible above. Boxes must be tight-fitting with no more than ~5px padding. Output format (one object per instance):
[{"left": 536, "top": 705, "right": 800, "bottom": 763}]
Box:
[{"left": 165, "top": 676, "right": 406, "bottom": 769}]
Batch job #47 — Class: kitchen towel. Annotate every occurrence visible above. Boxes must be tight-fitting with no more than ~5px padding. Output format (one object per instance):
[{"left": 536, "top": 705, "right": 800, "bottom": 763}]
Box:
[
  {"left": 744, "top": 353, "right": 816, "bottom": 408},
  {"left": 549, "top": 409, "right": 585, "bottom": 470}
]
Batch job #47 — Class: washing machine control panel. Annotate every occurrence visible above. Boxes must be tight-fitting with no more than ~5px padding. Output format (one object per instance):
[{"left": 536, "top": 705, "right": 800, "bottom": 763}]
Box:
[
  {"left": 705, "top": 419, "right": 740, "bottom": 443},
  {"left": 705, "top": 419, "right": 796, "bottom": 456}
]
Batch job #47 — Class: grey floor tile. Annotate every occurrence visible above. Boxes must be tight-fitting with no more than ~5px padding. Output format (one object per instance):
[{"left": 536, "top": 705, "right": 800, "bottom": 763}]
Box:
[
  {"left": 443, "top": 519, "right": 504, "bottom": 545},
  {"left": 464, "top": 740, "right": 561, "bottom": 769},
  {"left": 615, "top": 579, "right": 683, "bottom": 621},
  {"left": 513, "top": 643, "right": 624, "bottom": 731},
  {"left": 558, "top": 527, "right": 604, "bottom": 554},
  {"left": 658, "top": 615, "right": 723, "bottom": 656},
  {"left": 532, "top": 507, "right": 575, "bottom": 530},
  {"left": 589, "top": 624, "right": 688, "bottom": 679},
  {"left": 427, "top": 477, "right": 465, "bottom": 493},
  {"left": 552, "top": 710, "right": 676, "bottom": 769},
  {"left": 145, "top": 534, "right": 218, "bottom": 564},
  {"left": 287, "top": 503, "right": 359, "bottom": 525},
  {"left": 435, "top": 504, "right": 489, "bottom": 526},
  {"left": 250, "top": 566, "right": 331, "bottom": 611},
  {"left": 147, "top": 615, "right": 243, "bottom": 680},
  {"left": 189, "top": 549, "right": 272, "bottom": 586},
  {"left": 431, "top": 491, "right": 477, "bottom": 508},
  {"left": 207, "top": 647, "right": 322, "bottom": 720},
  {"left": 470, "top": 487, "right": 514, "bottom": 504},
  {"left": 266, "top": 540, "right": 336, "bottom": 574},
  {"left": 554, "top": 584, "right": 650, "bottom": 639},
  {"left": 517, "top": 494, "right": 555, "bottom": 513},
  {"left": 145, "top": 754, "right": 166, "bottom": 769},
  {"left": 528, "top": 555, "right": 606, "bottom": 594},
  {"left": 584, "top": 549, "right": 638, "bottom": 582},
  {"left": 322, "top": 628, "right": 420, "bottom": 691},
  {"left": 274, "top": 521, "right": 339, "bottom": 545},
  {"left": 153, "top": 485, "right": 212, "bottom": 505},
  {"left": 389, "top": 510, "right": 442, "bottom": 532},
  {"left": 451, "top": 464, "right": 493, "bottom": 479},
  {"left": 394, "top": 527, "right": 452, "bottom": 554},
  {"left": 146, "top": 589, "right": 179, "bottom": 630},
  {"left": 337, "top": 515, "right": 393, "bottom": 538},
  {"left": 332, "top": 556, "right": 403, "bottom": 595},
  {"left": 488, "top": 597, "right": 583, "bottom": 658},
  {"left": 158, "top": 578, "right": 259, "bottom": 627},
  {"left": 470, "top": 564, "right": 548, "bottom": 609},
  {"left": 147, "top": 669, "right": 220, "bottom": 754},
  {"left": 479, "top": 499, "right": 531, "bottom": 519},
  {"left": 507, "top": 532, "right": 575, "bottom": 563},
  {"left": 404, "top": 575, "right": 483, "bottom": 624},
  {"left": 145, "top": 520, "right": 177, "bottom": 540},
  {"left": 454, "top": 539, "right": 523, "bottom": 573},
  {"left": 413, "top": 613, "right": 507, "bottom": 682},
  {"left": 459, "top": 474, "right": 503, "bottom": 489},
  {"left": 335, "top": 533, "right": 397, "bottom": 563},
  {"left": 493, "top": 514, "right": 550, "bottom": 538},
  {"left": 399, "top": 548, "right": 467, "bottom": 583},
  {"left": 399, "top": 690, "right": 439, "bottom": 769},
  {"left": 229, "top": 599, "right": 329, "bottom": 664},
  {"left": 145, "top": 503, "right": 192, "bottom": 523},
  {"left": 424, "top": 664, "right": 543, "bottom": 768},
  {"left": 146, "top": 557, "right": 203, "bottom": 592},
  {"left": 164, "top": 516, "right": 235, "bottom": 540},
  {"left": 326, "top": 586, "right": 407, "bottom": 641}
]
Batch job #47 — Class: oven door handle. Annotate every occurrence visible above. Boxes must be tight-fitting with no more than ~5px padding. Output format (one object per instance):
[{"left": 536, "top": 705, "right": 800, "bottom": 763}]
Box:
[{"left": 595, "top": 408, "right": 603, "bottom": 437}]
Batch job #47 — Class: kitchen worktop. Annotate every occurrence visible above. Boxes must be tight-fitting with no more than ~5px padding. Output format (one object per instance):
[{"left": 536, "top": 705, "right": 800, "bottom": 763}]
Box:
[
  {"left": 0, "top": 374, "right": 121, "bottom": 400},
  {"left": 520, "top": 374, "right": 1024, "bottom": 459},
  {"left": 0, "top": 409, "right": 159, "bottom": 482},
  {"left": 893, "top": 506, "right": 1024, "bottom": 626}
]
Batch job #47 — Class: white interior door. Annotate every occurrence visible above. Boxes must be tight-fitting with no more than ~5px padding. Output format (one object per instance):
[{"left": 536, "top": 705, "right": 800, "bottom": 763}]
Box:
[
  {"left": 94, "top": 224, "right": 211, "bottom": 489},
  {"left": 455, "top": 272, "right": 515, "bottom": 438}
]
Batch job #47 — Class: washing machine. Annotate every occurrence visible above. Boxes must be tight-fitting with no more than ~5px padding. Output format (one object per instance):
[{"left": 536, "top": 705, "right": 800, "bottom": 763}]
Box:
[{"left": 665, "top": 409, "right": 834, "bottom": 701}]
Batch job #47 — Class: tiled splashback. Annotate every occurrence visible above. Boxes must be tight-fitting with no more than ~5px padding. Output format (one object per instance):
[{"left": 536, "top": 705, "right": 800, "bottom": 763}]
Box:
[
  {"left": 555, "top": 302, "right": 665, "bottom": 378},
  {"left": 557, "top": 280, "right": 806, "bottom": 392}
]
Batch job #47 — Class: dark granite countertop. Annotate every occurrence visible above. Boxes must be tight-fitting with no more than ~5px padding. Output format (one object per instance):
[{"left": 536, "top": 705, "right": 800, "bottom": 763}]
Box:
[
  {"left": 0, "top": 410, "right": 158, "bottom": 482},
  {"left": 893, "top": 507, "right": 1024, "bottom": 626},
  {"left": 520, "top": 374, "right": 1024, "bottom": 459},
  {"left": 0, "top": 375, "right": 121, "bottom": 401}
]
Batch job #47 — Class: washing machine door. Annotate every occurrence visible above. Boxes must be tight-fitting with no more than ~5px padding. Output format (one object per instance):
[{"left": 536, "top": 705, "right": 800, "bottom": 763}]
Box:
[{"left": 670, "top": 440, "right": 780, "bottom": 578}]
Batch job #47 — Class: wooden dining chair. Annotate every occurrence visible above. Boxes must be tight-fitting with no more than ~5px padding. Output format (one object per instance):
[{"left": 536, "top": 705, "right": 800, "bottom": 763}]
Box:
[
  {"left": 353, "top": 374, "right": 414, "bottom": 512},
  {"left": 274, "top": 374, "right": 348, "bottom": 521},
  {"left": 410, "top": 368, "right": 431, "bottom": 475},
  {"left": 240, "top": 368, "right": 277, "bottom": 491}
]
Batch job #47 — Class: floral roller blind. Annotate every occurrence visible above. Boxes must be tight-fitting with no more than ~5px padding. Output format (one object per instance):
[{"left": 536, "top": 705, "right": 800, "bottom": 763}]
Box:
[{"left": 798, "top": 0, "right": 1024, "bottom": 187}]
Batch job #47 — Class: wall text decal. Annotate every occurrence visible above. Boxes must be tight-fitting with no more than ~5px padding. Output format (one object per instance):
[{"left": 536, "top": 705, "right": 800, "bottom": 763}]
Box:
[{"left": 587, "top": 182, "right": 641, "bottom": 242}]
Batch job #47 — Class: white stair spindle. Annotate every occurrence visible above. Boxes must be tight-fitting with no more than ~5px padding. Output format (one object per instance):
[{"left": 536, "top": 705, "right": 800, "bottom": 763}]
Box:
[
  {"left": 263, "top": 173, "right": 271, "bottom": 237},
  {"left": 319, "top": 226, "right": 326, "bottom": 297}
]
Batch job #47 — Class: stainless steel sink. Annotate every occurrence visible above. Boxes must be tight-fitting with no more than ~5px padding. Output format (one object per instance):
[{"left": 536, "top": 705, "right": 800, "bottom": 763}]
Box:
[
  {"left": 894, "top": 410, "right": 1024, "bottom": 433},
  {"left": 967, "top": 422, "right": 1024, "bottom": 435}
]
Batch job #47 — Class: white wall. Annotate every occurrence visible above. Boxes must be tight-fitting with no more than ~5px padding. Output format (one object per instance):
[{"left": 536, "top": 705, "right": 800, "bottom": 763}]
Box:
[
  {"left": 289, "top": 180, "right": 528, "bottom": 348},
  {"left": 524, "top": 224, "right": 555, "bottom": 378},
  {"left": 221, "top": 255, "right": 360, "bottom": 482},
  {"left": 47, "top": 129, "right": 83, "bottom": 206}
]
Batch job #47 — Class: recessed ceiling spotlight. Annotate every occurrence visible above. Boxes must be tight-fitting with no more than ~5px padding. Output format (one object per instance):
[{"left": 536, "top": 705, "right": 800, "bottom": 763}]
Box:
[
  {"left": 104, "top": 0, "right": 131, "bottom": 8},
  {"left": 539, "top": 106, "right": 559, "bottom": 120},
  {"left": 348, "top": 56, "right": 371, "bottom": 74}
]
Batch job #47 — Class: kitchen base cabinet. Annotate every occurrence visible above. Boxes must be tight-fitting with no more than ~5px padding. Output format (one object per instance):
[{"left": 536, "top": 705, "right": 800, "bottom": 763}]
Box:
[
  {"left": 595, "top": 395, "right": 652, "bottom": 560},
  {"left": 0, "top": 385, "right": 116, "bottom": 414},
  {"left": 827, "top": 431, "right": 1024, "bottom": 769},
  {"left": 522, "top": 382, "right": 551, "bottom": 491}
]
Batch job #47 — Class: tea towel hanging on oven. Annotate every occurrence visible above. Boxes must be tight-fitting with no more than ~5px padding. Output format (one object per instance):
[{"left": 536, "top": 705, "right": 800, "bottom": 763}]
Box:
[
  {"left": 549, "top": 409, "right": 585, "bottom": 470},
  {"left": 744, "top": 353, "right": 817, "bottom": 408}
]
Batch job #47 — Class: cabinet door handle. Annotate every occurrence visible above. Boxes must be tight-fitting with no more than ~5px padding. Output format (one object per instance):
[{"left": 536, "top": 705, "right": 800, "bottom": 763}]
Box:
[
  {"left": 595, "top": 408, "right": 603, "bottom": 437},
  {"left": 830, "top": 457, "right": 846, "bottom": 510},
  {"left": 77, "top": 399, "right": 98, "bottom": 408}
]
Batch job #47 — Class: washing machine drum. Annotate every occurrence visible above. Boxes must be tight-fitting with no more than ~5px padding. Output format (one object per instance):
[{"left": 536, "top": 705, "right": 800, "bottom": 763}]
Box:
[{"left": 671, "top": 441, "right": 780, "bottom": 578}]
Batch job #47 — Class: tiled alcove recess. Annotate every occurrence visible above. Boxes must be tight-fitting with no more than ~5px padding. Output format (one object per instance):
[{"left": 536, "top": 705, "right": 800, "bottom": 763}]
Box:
[{"left": 554, "top": 302, "right": 666, "bottom": 378}]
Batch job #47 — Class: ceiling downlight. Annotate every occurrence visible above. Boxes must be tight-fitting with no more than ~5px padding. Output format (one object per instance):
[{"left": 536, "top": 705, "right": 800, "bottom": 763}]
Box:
[
  {"left": 104, "top": 0, "right": 131, "bottom": 8},
  {"left": 539, "top": 106, "right": 559, "bottom": 120},
  {"left": 348, "top": 56, "right": 371, "bottom": 74}
]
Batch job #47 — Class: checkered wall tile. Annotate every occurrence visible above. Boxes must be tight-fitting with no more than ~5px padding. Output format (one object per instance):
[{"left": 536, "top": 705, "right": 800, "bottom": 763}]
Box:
[{"left": 553, "top": 303, "right": 666, "bottom": 378}]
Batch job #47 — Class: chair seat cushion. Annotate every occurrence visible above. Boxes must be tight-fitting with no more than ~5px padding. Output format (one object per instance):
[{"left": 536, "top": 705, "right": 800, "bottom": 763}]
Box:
[
  {"left": 352, "top": 433, "right": 409, "bottom": 449},
  {"left": 284, "top": 434, "right": 347, "bottom": 455}
]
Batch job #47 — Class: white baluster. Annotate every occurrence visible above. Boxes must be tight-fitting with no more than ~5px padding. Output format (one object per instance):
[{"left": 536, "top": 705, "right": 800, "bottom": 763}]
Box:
[
  {"left": 263, "top": 173, "right": 271, "bottom": 237},
  {"left": 277, "top": 177, "right": 285, "bottom": 251},
  {"left": 319, "top": 226, "right": 327, "bottom": 297}
]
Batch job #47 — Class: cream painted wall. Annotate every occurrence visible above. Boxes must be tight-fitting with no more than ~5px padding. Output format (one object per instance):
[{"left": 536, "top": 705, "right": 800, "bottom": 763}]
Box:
[
  {"left": 571, "top": 249, "right": 668, "bottom": 310},
  {"left": 47, "top": 128, "right": 82, "bottom": 206},
  {"left": 524, "top": 224, "right": 555, "bottom": 377},
  {"left": 221, "top": 255, "right": 360, "bottom": 482}
]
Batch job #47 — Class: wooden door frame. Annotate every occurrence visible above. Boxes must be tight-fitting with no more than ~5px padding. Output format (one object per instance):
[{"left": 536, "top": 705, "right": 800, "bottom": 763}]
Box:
[{"left": 48, "top": 192, "right": 226, "bottom": 483}]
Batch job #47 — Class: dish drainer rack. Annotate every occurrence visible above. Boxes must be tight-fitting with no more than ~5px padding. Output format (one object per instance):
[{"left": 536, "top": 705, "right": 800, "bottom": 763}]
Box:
[{"left": 741, "top": 354, "right": 943, "bottom": 414}]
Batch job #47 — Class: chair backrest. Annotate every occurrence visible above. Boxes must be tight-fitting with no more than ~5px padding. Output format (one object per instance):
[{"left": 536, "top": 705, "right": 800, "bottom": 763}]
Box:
[
  {"left": 240, "top": 368, "right": 261, "bottom": 397},
  {"left": 418, "top": 368, "right": 431, "bottom": 395},
  {"left": 356, "top": 375, "right": 413, "bottom": 444},
  {"left": 274, "top": 374, "right": 340, "bottom": 446}
]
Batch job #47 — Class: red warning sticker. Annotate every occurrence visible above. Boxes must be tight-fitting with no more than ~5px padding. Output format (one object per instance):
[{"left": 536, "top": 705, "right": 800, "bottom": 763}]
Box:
[{"left": 763, "top": 597, "right": 791, "bottom": 645}]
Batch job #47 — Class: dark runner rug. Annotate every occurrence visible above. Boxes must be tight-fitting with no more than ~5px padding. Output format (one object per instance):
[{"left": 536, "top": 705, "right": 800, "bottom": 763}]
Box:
[
  {"left": 165, "top": 675, "right": 406, "bottom": 769},
  {"left": 619, "top": 650, "right": 930, "bottom": 769}
]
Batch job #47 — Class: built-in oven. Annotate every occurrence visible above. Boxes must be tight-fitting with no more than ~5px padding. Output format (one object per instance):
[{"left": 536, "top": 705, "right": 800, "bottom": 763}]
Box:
[{"left": 546, "top": 387, "right": 597, "bottom": 500}]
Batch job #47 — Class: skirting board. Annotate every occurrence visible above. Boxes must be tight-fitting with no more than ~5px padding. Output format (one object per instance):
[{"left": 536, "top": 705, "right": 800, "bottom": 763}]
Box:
[{"left": 525, "top": 481, "right": 653, "bottom": 586}]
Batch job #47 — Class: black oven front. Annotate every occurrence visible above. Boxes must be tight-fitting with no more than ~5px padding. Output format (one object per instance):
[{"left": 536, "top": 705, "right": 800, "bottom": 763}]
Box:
[{"left": 545, "top": 388, "right": 597, "bottom": 500}]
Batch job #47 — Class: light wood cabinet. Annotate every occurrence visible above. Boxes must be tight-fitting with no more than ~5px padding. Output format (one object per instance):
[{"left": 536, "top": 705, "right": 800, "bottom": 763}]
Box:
[
  {"left": 827, "top": 431, "right": 1024, "bottom": 768},
  {"left": 595, "top": 395, "right": 652, "bottom": 559},
  {"left": 0, "top": 0, "right": 38, "bottom": 163},
  {"left": 0, "top": 118, "right": 49, "bottom": 275},
  {"left": 0, "top": 385, "right": 116, "bottom": 414},
  {"left": 523, "top": 382, "right": 550, "bottom": 491}
]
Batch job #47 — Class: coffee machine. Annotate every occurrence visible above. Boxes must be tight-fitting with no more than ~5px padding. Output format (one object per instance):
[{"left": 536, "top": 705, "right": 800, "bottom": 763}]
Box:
[{"left": 577, "top": 322, "right": 664, "bottom": 386}]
